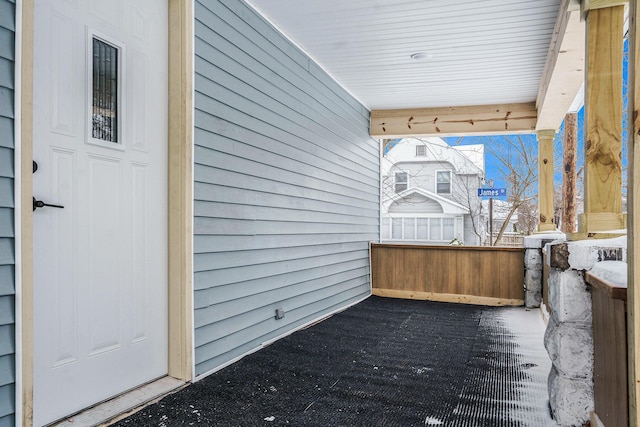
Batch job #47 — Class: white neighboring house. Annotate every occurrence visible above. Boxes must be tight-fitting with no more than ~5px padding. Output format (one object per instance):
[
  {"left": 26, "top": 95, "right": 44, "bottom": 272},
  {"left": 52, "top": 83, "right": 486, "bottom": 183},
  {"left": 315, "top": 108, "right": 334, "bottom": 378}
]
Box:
[{"left": 382, "top": 138, "right": 486, "bottom": 245}]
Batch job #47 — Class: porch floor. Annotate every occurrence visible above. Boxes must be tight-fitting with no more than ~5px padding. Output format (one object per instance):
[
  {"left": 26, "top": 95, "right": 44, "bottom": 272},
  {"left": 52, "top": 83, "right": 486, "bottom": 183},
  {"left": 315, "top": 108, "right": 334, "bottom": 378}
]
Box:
[{"left": 116, "top": 296, "right": 553, "bottom": 426}]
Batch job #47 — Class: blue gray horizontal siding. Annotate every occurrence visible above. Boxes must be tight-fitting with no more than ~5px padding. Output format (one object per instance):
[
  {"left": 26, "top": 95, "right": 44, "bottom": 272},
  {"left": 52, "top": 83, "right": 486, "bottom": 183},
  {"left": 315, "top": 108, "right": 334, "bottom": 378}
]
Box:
[
  {"left": 0, "top": 0, "right": 14, "bottom": 425},
  {"left": 193, "top": 0, "right": 379, "bottom": 376}
]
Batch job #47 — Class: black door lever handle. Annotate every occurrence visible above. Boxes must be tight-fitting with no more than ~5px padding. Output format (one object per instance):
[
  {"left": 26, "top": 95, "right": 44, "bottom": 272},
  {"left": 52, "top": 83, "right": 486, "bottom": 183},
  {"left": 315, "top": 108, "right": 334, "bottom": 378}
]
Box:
[{"left": 33, "top": 197, "right": 64, "bottom": 211}]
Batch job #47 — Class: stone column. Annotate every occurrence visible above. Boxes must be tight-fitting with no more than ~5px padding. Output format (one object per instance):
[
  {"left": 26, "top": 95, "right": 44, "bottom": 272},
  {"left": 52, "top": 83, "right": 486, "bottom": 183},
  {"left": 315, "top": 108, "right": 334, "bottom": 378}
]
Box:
[
  {"left": 544, "top": 239, "right": 626, "bottom": 425},
  {"left": 523, "top": 234, "right": 566, "bottom": 309}
]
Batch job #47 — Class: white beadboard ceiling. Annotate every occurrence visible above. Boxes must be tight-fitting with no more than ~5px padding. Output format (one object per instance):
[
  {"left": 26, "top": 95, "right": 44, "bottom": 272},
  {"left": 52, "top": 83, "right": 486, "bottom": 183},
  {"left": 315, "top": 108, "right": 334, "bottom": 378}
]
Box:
[{"left": 244, "top": 0, "right": 562, "bottom": 111}]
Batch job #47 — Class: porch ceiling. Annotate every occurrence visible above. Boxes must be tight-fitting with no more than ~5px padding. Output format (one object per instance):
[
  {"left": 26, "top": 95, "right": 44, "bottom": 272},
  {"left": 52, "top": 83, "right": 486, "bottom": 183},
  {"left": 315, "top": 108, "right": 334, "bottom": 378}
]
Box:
[{"left": 244, "top": 0, "right": 586, "bottom": 135}]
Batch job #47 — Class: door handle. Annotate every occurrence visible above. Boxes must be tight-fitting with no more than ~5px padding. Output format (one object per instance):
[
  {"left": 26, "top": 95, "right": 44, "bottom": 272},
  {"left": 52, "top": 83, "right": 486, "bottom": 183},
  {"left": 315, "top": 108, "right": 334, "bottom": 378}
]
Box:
[{"left": 33, "top": 197, "right": 64, "bottom": 211}]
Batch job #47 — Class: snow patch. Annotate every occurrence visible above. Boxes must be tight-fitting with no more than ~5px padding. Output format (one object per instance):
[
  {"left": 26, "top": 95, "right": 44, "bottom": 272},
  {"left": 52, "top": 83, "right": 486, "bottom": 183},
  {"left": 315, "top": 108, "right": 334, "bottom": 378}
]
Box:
[
  {"left": 589, "top": 260, "right": 627, "bottom": 288},
  {"left": 424, "top": 416, "right": 443, "bottom": 425}
]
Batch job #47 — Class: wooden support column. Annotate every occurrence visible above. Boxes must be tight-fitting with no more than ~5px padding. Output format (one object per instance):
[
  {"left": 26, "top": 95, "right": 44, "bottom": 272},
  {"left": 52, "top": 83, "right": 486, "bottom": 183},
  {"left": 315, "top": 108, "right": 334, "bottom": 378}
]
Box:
[
  {"left": 562, "top": 113, "right": 578, "bottom": 233},
  {"left": 168, "top": 0, "right": 194, "bottom": 382},
  {"left": 538, "top": 130, "right": 557, "bottom": 232},
  {"left": 580, "top": 5, "right": 626, "bottom": 232},
  {"left": 628, "top": 0, "right": 640, "bottom": 424}
]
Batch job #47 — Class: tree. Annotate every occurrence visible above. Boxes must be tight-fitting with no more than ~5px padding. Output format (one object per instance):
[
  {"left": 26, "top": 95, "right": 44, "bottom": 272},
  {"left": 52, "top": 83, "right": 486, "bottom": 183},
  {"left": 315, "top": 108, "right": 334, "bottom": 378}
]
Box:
[
  {"left": 517, "top": 198, "right": 538, "bottom": 235},
  {"left": 485, "top": 134, "right": 538, "bottom": 245}
]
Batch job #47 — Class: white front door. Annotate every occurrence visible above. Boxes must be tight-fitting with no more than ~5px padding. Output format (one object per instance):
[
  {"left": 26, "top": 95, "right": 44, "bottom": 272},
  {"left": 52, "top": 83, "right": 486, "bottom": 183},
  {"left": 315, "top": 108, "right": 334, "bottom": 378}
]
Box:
[{"left": 32, "top": 1, "right": 168, "bottom": 425}]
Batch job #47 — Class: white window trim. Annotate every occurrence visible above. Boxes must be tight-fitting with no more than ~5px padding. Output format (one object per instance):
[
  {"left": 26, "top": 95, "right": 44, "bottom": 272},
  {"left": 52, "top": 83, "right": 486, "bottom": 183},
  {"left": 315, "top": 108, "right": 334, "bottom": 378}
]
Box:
[
  {"left": 86, "top": 28, "right": 126, "bottom": 151},
  {"left": 435, "top": 170, "right": 452, "bottom": 195},
  {"left": 416, "top": 145, "right": 427, "bottom": 157}
]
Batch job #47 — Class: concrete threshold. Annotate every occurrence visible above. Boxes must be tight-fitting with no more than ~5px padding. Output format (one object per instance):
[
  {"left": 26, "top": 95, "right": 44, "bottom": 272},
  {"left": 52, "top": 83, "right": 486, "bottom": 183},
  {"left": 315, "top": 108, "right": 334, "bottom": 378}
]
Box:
[{"left": 50, "top": 376, "right": 185, "bottom": 427}]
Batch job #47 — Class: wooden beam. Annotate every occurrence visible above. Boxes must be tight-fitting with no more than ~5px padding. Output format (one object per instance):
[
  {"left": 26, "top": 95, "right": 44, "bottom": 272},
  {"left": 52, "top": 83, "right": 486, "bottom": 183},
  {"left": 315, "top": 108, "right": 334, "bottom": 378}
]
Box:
[
  {"left": 538, "top": 130, "right": 557, "bottom": 232},
  {"left": 369, "top": 103, "right": 537, "bottom": 138},
  {"left": 21, "top": 1, "right": 35, "bottom": 425},
  {"left": 372, "top": 289, "right": 524, "bottom": 307},
  {"left": 536, "top": 0, "right": 586, "bottom": 130},
  {"left": 628, "top": 0, "right": 640, "bottom": 424},
  {"left": 579, "top": 5, "right": 625, "bottom": 232},
  {"left": 168, "top": 0, "right": 194, "bottom": 382},
  {"left": 582, "top": 0, "right": 629, "bottom": 14}
]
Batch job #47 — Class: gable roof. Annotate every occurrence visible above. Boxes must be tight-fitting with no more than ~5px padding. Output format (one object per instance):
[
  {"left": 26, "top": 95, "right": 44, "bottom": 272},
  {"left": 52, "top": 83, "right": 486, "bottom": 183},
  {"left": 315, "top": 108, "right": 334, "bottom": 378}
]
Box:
[
  {"left": 385, "top": 187, "right": 470, "bottom": 215},
  {"left": 382, "top": 137, "right": 484, "bottom": 176}
]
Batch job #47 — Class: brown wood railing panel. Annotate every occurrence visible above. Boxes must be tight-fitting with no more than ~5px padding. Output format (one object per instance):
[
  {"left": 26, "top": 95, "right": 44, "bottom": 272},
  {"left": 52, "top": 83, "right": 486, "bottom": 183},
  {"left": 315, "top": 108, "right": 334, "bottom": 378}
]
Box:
[
  {"left": 371, "top": 243, "right": 525, "bottom": 306},
  {"left": 588, "top": 272, "right": 628, "bottom": 427}
]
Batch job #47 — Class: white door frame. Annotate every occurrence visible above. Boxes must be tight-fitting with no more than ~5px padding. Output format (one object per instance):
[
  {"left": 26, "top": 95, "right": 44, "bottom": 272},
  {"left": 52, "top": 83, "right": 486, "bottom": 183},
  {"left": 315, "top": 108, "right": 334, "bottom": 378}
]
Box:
[{"left": 17, "top": 0, "right": 194, "bottom": 424}]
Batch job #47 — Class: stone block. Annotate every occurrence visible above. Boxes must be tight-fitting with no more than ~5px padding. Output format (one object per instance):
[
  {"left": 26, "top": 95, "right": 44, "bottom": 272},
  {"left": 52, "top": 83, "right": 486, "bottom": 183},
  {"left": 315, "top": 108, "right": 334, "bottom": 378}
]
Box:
[
  {"left": 524, "top": 248, "right": 542, "bottom": 269},
  {"left": 524, "top": 290, "right": 541, "bottom": 308},
  {"left": 524, "top": 269, "right": 542, "bottom": 290},
  {"left": 524, "top": 268, "right": 542, "bottom": 308},
  {"left": 544, "top": 316, "right": 593, "bottom": 379},
  {"left": 549, "top": 243, "right": 571, "bottom": 270},
  {"left": 548, "top": 365, "right": 593, "bottom": 426},
  {"left": 548, "top": 269, "right": 592, "bottom": 324}
]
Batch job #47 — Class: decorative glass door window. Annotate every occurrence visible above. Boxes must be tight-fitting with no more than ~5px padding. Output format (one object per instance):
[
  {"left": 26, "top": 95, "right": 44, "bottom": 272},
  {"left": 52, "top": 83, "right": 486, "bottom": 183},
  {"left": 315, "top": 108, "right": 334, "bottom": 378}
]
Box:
[{"left": 87, "top": 32, "right": 124, "bottom": 147}]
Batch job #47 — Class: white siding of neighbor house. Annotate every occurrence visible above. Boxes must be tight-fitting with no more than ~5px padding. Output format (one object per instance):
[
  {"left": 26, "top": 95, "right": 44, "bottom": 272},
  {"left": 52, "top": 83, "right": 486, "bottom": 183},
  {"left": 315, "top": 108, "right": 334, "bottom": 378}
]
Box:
[
  {"left": 193, "top": 0, "right": 379, "bottom": 376},
  {"left": 0, "top": 0, "right": 15, "bottom": 425}
]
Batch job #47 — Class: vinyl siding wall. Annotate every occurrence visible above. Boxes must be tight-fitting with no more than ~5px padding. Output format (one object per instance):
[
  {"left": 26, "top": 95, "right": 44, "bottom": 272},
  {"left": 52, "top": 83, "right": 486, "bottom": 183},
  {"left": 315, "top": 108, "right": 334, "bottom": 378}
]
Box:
[
  {"left": 0, "top": 0, "right": 15, "bottom": 425},
  {"left": 193, "top": 0, "right": 379, "bottom": 376}
]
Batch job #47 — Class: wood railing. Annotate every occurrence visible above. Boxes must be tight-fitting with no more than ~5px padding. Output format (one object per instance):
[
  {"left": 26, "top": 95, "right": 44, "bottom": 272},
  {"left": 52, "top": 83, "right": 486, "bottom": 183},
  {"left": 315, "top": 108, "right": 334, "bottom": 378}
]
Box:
[
  {"left": 370, "top": 243, "right": 525, "bottom": 306},
  {"left": 587, "top": 271, "right": 628, "bottom": 427},
  {"left": 487, "top": 232, "right": 525, "bottom": 247}
]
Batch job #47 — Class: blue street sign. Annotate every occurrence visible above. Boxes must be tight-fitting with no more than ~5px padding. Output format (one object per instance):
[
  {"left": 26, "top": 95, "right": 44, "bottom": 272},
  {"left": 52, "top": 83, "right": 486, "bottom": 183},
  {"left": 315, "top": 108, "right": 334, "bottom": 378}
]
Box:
[{"left": 477, "top": 188, "right": 507, "bottom": 198}]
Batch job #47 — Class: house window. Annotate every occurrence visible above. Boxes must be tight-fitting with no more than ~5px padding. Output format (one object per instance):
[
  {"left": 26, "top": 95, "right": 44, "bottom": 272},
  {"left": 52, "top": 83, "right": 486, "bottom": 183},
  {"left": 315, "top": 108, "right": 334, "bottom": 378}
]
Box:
[
  {"left": 386, "top": 216, "right": 462, "bottom": 242},
  {"left": 404, "top": 218, "right": 416, "bottom": 239},
  {"left": 443, "top": 218, "right": 455, "bottom": 240},
  {"left": 391, "top": 218, "right": 403, "bottom": 239},
  {"left": 416, "top": 145, "right": 427, "bottom": 156},
  {"left": 430, "top": 218, "right": 442, "bottom": 240},
  {"left": 416, "top": 218, "right": 428, "bottom": 239},
  {"left": 456, "top": 217, "right": 464, "bottom": 240},
  {"left": 395, "top": 172, "right": 408, "bottom": 193},
  {"left": 436, "top": 171, "right": 451, "bottom": 194}
]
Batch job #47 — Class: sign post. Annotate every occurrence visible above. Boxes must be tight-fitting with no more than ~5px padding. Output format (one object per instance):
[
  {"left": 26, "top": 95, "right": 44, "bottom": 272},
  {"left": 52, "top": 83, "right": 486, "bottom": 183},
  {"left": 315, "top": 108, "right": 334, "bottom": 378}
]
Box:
[
  {"left": 477, "top": 188, "right": 507, "bottom": 246},
  {"left": 477, "top": 188, "right": 507, "bottom": 198}
]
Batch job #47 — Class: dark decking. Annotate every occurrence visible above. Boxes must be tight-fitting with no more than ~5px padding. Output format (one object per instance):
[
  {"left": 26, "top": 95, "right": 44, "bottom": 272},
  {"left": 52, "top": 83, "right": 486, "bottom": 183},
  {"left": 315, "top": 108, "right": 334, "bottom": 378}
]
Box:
[{"left": 116, "top": 296, "right": 552, "bottom": 426}]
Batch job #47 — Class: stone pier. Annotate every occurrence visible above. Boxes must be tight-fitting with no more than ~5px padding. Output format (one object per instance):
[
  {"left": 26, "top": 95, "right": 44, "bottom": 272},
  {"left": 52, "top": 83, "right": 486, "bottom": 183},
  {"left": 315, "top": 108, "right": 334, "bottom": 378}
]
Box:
[
  {"left": 543, "top": 237, "right": 626, "bottom": 426},
  {"left": 523, "top": 233, "right": 565, "bottom": 308}
]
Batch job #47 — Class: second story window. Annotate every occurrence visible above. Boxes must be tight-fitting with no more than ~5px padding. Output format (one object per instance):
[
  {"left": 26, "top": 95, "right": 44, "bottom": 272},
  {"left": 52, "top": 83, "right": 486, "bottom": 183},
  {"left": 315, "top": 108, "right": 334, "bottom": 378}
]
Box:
[
  {"left": 416, "top": 145, "right": 427, "bottom": 156},
  {"left": 436, "top": 171, "right": 451, "bottom": 194},
  {"left": 395, "top": 172, "right": 408, "bottom": 193}
]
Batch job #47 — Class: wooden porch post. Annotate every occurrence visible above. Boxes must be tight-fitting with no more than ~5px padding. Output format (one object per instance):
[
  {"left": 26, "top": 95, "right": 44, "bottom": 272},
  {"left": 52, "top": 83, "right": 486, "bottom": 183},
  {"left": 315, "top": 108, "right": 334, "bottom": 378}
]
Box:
[
  {"left": 580, "top": 4, "right": 625, "bottom": 233},
  {"left": 537, "top": 129, "right": 557, "bottom": 232},
  {"left": 562, "top": 112, "right": 578, "bottom": 233},
  {"left": 629, "top": 0, "right": 640, "bottom": 423}
]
